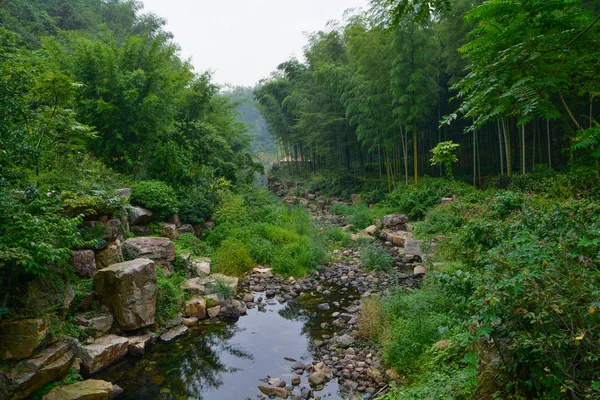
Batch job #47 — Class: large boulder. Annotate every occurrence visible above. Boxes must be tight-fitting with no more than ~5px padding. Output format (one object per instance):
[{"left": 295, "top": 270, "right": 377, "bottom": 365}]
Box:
[
  {"left": 0, "top": 318, "right": 47, "bottom": 361},
  {"left": 5, "top": 338, "right": 80, "bottom": 400},
  {"left": 95, "top": 240, "right": 124, "bottom": 270},
  {"left": 160, "top": 224, "right": 178, "bottom": 241},
  {"left": 178, "top": 224, "right": 194, "bottom": 235},
  {"left": 73, "top": 250, "right": 97, "bottom": 278},
  {"left": 382, "top": 214, "right": 408, "bottom": 231},
  {"left": 41, "top": 379, "right": 114, "bottom": 400},
  {"left": 122, "top": 237, "right": 175, "bottom": 275},
  {"left": 127, "top": 333, "right": 156, "bottom": 357},
  {"left": 79, "top": 335, "right": 129, "bottom": 375},
  {"left": 189, "top": 257, "right": 211, "bottom": 277},
  {"left": 128, "top": 206, "right": 152, "bottom": 226},
  {"left": 93, "top": 258, "right": 157, "bottom": 331}
]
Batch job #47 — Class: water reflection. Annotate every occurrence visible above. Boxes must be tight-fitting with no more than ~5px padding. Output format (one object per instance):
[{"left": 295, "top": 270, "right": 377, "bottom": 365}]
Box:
[{"left": 96, "top": 283, "right": 359, "bottom": 399}]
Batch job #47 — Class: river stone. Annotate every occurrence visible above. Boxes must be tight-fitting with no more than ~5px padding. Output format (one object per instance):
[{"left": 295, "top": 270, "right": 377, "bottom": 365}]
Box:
[
  {"left": 122, "top": 237, "right": 175, "bottom": 275},
  {"left": 128, "top": 206, "right": 152, "bottom": 226},
  {"left": 0, "top": 318, "right": 47, "bottom": 360},
  {"left": 127, "top": 333, "right": 156, "bottom": 356},
  {"left": 95, "top": 240, "right": 124, "bottom": 270},
  {"left": 317, "top": 303, "right": 330, "bottom": 311},
  {"left": 183, "top": 317, "right": 198, "bottom": 327},
  {"left": 333, "top": 334, "right": 355, "bottom": 346},
  {"left": 184, "top": 298, "right": 207, "bottom": 319},
  {"left": 93, "top": 258, "right": 157, "bottom": 331},
  {"left": 413, "top": 265, "right": 426, "bottom": 276},
  {"left": 218, "top": 300, "right": 247, "bottom": 319},
  {"left": 308, "top": 372, "right": 326, "bottom": 387},
  {"left": 41, "top": 379, "right": 114, "bottom": 400},
  {"left": 242, "top": 294, "right": 255, "bottom": 303},
  {"left": 73, "top": 250, "right": 97, "bottom": 278},
  {"left": 160, "top": 326, "right": 188, "bottom": 342},
  {"left": 258, "top": 385, "right": 289, "bottom": 399},
  {"left": 207, "top": 306, "right": 221, "bottom": 318},
  {"left": 79, "top": 335, "right": 129, "bottom": 375},
  {"left": 6, "top": 338, "right": 80, "bottom": 400}
]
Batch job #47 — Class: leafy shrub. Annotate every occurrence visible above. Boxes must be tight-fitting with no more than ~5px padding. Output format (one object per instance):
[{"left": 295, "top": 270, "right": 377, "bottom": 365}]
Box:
[
  {"left": 272, "top": 236, "right": 325, "bottom": 276},
  {"left": 322, "top": 225, "right": 352, "bottom": 247},
  {"left": 330, "top": 202, "right": 351, "bottom": 215},
  {"left": 248, "top": 236, "right": 276, "bottom": 265},
  {"left": 491, "top": 190, "right": 525, "bottom": 218},
  {"left": 177, "top": 184, "right": 218, "bottom": 224},
  {"left": 61, "top": 189, "right": 124, "bottom": 217},
  {"left": 156, "top": 268, "right": 185, "bottom": 324},
  {"left": 131, "top": 180, "right": 179, "bottom": 218},
  {"left": 212, "top": 190, "right": 247, "bottom": 225},
  {"left": 174, "top": 233, "right": 208, "bottom": 256},
  {"left": 213, "top": 238, "right": 254, "bottom": 277},
  {"left": 360, "top": 245, "right": 393, "bottom": 271}
]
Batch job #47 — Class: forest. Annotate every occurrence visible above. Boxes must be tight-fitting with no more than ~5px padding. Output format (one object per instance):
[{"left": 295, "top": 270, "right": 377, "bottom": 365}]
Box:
[{"left": 0, "top": 0, "right": 599, "bottom": 399}]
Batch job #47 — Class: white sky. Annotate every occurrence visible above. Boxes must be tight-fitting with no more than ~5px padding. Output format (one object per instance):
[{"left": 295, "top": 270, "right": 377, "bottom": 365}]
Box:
[{"left": 139, "top": 0, "right": 370, "bottom": 87}]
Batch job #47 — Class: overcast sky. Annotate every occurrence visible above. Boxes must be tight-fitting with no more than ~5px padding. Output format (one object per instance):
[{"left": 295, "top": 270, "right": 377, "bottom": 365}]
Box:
[{"left": 139, "top": 0, "right": 370, "bottom": 87}]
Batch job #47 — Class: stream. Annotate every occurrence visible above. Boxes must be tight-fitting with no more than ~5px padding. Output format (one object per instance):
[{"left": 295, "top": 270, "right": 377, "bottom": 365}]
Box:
[{"left": 95, "top": 282, "right": 362, "bottom": 400}]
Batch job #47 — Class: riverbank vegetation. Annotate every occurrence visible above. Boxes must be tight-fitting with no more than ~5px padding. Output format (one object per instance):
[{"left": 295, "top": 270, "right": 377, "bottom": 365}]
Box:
[{"left": 257, "top": 0, "right": 600, "bottom": 398}]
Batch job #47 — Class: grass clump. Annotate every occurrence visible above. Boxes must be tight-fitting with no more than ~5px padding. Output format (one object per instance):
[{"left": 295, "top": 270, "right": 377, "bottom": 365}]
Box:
[
  {"left": 155, "top": 268, "right": 185, "bottom": 324},
  {"left": 213, "top": 238, "right": 254, "bottom": 277},
  {"left": 358, "top": 296, "right": 384, "bottom": 340},
  {"left": 131, "top": 180, "right": 179, "bottom": 218},
  {"left": 360, "top": 245, "right": 393, "bottom": 271},
  {"left": 206, "top": 277, "right": 234, "bottom": 299}
]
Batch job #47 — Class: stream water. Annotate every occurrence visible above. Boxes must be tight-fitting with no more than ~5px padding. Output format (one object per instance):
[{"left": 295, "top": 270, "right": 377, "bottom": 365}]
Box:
[{"left": 95, "top": 283, "right": 361, "bottom": 400}]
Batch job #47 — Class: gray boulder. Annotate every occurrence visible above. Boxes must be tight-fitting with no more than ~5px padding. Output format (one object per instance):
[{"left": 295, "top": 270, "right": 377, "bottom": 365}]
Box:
[
  {"left": 73, "top": 314, "right": 113, "bottom": 338},
  {"left": 93, "top": 258, "right": 157, "bottom": 331},
  {"left": 79, "top": 335, "right": 129, "bottom": 375},
  {"left": 382, "top": 214, "right": 408, "bottom": 231},
  {"left": 122, "top": 237, "right": 175, "bottom": 275}
]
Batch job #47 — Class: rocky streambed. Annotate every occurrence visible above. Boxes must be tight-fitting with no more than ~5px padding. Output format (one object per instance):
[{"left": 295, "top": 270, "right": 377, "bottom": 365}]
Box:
[{"left": 94, "top": 241, "right": 423, "bottom": 400}]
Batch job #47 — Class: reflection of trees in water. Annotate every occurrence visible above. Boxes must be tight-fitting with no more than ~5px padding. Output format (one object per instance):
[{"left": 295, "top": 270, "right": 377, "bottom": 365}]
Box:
[{"left": 96, "top": 320, "right": 254, "bottom": 400}]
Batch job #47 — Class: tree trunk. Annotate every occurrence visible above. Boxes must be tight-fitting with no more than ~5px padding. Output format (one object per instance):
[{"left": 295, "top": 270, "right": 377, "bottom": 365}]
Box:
[{"left": 413, "top": 131, "right": 418, "bottom": 185}]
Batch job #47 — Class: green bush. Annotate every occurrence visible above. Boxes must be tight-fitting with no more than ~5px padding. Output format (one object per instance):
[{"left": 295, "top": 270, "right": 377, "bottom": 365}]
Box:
[
  {"left": 360, "top": 245, "right": 393, "bottom": 271},
  {"left": 322, "top": 225, "right": 352, "bottom": 247},
  {"left": 383, "top": 288, "right": 458, "bottom": 375},
  {"left": 272, "top": 236, "right": 324, "bottom": 276},
  {"left": 156, "top": 268, "right": 185, "bottom": 324},
  {"left": 177, "top": 184, "right": 218, "bottom": 224},
  {"left": 330, "top": 202, "right": 351, "bottom": 215},
  {"left": 174, "top": 233, "right": 209, "bottom": 256},
  {"left": 248, "top": 236, "right": 276, "bottom": 265},
  {"left": 212, "top": 190, "right": 248, "bottom": 225},
  {"left": 213, "top": 238, "right": 254, "bottom": 277},
  {"left": 131, "top": 180, "right": 179, "bottom": 218}
]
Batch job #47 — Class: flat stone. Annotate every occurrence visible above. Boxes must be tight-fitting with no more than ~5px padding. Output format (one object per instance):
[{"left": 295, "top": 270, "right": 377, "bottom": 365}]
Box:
[
  {"left": 41, "top": 379, "right": 114, "bottom": 400},
  {"left": 73, "top": 314, "right": 113, "bottom": 338},
  {"left": 207, "top": 306, "right": 221, "bottom": 318},
  {"left": 127, "top": 333, "right": 156, "bottom": 356},
  {"left": 364, "top": 225, "right": 378, "bottom": 236},
  {"left": 79, "top": 335, "right": 129, "bottom": 375},
  {"left": 160, "top": 326, "right": 188, "bottom": 342},
  {"left": 93, "top": 258, "right": 157, "bottom": 331},
  {"left": 6, "top": 338, "right": 80, "bottom": 400},
  {"left": 413, "top": 265, "right": 426, "bottom": 276},
  {"left": 190, "top": 257, "right": 211, "bottom": 277},
  {"left": 183, "top": 317, "right": 198, "bottom": 327},
  {"left": 122, "top": 237, "right": 175, "bottom": 275},
  {"left": 0, "top": 318, "right": 47, "bottom": 361}
]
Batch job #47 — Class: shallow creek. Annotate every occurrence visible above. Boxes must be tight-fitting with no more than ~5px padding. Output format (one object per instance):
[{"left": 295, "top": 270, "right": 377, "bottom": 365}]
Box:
[{"left": 95, "top": 282, "right": 361, "bottom": 400}]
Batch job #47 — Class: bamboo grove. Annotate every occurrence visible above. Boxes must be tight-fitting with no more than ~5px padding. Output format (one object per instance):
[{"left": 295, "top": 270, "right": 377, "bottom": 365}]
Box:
[{"left": 255, "top": 0, "right": 600, "bottom": 190}]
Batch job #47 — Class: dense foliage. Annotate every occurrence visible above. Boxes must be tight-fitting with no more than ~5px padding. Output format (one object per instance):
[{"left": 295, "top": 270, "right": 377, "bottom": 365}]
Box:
[{"left": 257, "top": 0, "right": 600, "bottom": 192}]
